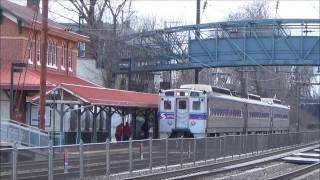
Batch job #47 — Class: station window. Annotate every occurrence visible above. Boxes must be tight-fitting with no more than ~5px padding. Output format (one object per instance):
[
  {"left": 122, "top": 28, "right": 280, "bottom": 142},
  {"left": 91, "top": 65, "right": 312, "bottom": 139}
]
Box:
[
  {"left": 192, "top": 101, "right": 201, "bottom": 110},
  {"left": 27, "top": 39, "right": 32, "bottom": 64},
  {"left": 61, "top": 43, "right": 66, "bottom": 70},
  {"left": 36, "top": 35, "right": 40, "bottom": 65},
  {"left": 164, "top": 100, "right": 171, "bottom": 110},
  {"left": 178, "top": 101, "right": 187, "bottom": 110}
]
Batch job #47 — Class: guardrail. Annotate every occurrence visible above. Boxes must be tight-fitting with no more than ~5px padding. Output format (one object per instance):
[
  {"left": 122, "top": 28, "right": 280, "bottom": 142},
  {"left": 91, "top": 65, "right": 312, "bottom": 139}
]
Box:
[
  {"left": 0, "top": 131, "right": 319, "bottom": 180},
  {"left": 0, "top": 119, "right": 51, "bottom": 147}
]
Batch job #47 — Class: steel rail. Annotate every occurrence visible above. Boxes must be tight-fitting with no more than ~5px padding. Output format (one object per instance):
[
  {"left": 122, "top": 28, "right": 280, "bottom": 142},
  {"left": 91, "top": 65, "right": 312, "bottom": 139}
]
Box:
[
  {"left": 267, "top": 162, "right": 320, "bottom": 180},
  {"left": 124, "top": 143, "right": 319, "bottom": 180}
]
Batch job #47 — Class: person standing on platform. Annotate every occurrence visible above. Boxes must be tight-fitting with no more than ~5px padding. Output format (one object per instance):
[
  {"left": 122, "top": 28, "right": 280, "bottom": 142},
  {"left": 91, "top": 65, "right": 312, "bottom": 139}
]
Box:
[
  {"left": 123, "top": 122, "right": 131, "bottom": 141},
  {"left": 115, "top": 123, "right": 124, "bottom": 141},
  {"left": 141, "top": 121, "right": 149, "bottom": 139}
]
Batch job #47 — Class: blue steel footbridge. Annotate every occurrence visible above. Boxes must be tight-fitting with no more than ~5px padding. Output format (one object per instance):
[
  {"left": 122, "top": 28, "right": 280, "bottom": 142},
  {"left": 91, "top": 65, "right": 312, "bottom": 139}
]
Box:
[{"left": 115, "top": 19, "right": 320, "bottom": 73}]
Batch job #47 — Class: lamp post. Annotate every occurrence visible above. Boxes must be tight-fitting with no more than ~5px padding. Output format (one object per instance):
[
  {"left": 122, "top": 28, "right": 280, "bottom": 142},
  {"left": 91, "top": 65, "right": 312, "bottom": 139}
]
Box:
[{"left": 10, "top": 63, "right": 27, "bottom": 119}]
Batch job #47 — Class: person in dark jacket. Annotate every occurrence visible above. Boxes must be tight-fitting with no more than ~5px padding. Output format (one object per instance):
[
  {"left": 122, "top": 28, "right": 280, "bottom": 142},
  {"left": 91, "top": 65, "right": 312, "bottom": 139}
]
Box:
[
  {"left": 123, "top": 122, "right": 131, "bottom": 141},
  {"left": 115, "top": 123, "right": 123, "bottom": 141},
  {"left": 141, "top": 122, "right": 149, "bottom": 139}
]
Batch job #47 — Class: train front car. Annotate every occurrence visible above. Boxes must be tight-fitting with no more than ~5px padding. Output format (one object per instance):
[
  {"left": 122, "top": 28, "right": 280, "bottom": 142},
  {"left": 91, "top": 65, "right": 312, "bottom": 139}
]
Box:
[{"left": 159, "top": 89, "right": 207, "bottom": 138}]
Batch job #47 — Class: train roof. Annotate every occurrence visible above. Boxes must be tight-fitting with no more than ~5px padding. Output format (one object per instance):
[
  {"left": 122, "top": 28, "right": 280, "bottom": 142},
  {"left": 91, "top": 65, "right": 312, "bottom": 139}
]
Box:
[
  {"left": 212, "top": 93, "right": 273, "bottom": 107},
  {"left": 180, "top": 84, "right": 213, "bottom": 92},
  {"left": 261, "top": 98, "right": 290, "bottom": 109},
  {"left": 261, "top": 98, "right": 282, "bottom": 104},
  {"left": 181, "top": 84, "right": 232, "bottom": 95},
  {"left": 159, "top": 88, "right": 205, "bottom": 97},
  {"left": 180, "top": 84, "right": 289, "bottom": 109},
  {"left": 160, "top": 88, "right": 203, "bottom": 93}
]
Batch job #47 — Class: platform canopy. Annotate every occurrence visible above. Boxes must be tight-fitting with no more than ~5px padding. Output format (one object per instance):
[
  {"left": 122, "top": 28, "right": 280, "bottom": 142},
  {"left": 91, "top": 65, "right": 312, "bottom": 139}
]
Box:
[{"left": 27, "top": 83, "right": 160, "bottom": 108}]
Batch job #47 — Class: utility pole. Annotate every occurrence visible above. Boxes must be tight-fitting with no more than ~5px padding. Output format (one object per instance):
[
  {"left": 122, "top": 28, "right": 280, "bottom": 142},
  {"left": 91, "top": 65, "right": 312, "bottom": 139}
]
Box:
[
  {"left": 237, "top": 68, "right": 249, "bottom": 98},
  {"left": 128, "top": 58, "right": 132, "bottom": 91},
  {"left": 194, "top": 0, "right": 201, "bottom": 84},
  {"left": 38, "top": 0, "right": 48, "bottom": 130},
  {"left": 196, "top": 0, "right": 200, "bottom": 38}
]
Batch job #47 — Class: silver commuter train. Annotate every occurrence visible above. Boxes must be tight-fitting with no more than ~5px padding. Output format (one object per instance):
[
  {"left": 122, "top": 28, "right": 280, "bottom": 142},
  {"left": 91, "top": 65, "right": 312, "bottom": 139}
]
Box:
[{"left": 159, "top": 84, "right": 290, "bottom": 138}]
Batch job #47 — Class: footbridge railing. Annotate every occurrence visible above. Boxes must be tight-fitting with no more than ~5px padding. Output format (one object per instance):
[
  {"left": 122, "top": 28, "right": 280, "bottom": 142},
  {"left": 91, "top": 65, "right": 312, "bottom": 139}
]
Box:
[{"left": 0, "top": 119, "right": 51, "bottom": 147}]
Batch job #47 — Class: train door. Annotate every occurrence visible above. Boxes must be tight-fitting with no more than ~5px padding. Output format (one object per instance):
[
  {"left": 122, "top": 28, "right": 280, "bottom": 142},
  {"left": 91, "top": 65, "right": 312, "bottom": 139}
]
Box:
[
  {"left": 189, "top": 97, "right": 207, "bottom": 136},
  {"left": 159, "top": 97, "right": 175, "bottom": 137},
  {"left": 176, "top": 98, "right": 189, "bottom": 129}
]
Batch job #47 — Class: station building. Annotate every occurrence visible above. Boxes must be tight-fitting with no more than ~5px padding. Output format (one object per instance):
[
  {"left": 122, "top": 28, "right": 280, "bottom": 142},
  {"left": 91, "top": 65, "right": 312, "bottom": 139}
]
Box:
[{"left": 0, "top": 0, "right": 159, "bottom": 145}]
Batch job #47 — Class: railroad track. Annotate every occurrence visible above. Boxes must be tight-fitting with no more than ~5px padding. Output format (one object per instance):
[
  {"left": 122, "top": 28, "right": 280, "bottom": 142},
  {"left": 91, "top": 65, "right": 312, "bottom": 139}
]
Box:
[
  {"left": 1, "top": 142, "right": 319, "bottom": 180},
  {"left": 124, "top": 143, "right": 319, "bottom": 180},
  {"left": 268, "top": 162, "right": 320, "bottom": 180},
  {"left": 0, "top": 150, "right": 183, "bottom": 180}
]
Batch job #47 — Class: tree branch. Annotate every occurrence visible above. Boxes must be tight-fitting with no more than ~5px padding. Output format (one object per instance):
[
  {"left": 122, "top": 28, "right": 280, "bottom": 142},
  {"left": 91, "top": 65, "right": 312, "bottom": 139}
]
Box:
[{"left": 97, "top": 1, "right": 108, "bottom": 22}]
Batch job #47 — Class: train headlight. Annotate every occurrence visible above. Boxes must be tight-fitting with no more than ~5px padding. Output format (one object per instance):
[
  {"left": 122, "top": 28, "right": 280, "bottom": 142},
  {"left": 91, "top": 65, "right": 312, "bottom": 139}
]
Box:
[
  {"left": 168, "top": 120, "right": 173, "bottom": 126},
  {"left": 191, "top": 121, "right": 196, "bottom": 126}
]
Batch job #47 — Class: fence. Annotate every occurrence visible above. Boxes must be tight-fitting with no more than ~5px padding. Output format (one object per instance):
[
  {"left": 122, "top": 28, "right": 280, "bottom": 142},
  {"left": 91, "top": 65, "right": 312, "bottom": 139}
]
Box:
[{"left": 0, "top": 131, "right": 319, "bottom": 180}]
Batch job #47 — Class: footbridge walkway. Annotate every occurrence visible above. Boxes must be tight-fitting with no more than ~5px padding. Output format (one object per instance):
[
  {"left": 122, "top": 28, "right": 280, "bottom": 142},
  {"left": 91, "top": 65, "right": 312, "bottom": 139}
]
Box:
[{"left": 116, "top": 19, "right": 320, "bottom": 72}]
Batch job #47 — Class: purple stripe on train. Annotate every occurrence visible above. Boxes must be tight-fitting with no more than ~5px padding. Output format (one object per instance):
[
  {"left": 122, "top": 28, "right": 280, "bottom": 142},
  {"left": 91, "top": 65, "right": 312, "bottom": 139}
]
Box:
[{"left": 190, "top": 113, "right": 207, "bottom": 120}]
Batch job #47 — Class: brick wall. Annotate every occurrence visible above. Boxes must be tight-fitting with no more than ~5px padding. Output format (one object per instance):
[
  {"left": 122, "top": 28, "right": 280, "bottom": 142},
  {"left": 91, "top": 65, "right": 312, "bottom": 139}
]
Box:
[{"left": 0, "top": 15, "right": 78, "bottom": 76}]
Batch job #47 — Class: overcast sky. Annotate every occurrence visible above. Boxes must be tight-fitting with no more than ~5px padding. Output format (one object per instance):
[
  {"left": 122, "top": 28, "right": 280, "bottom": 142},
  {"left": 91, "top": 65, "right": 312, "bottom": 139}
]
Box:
[
  {"left": 6, "top": 0, "right": 320, "bottom": 94},
  {"left": 131, "top": 0, "right": 320, "bottom": 24},
  {"left": 9, "top": 0, "right": 320, "bottom": 27}
]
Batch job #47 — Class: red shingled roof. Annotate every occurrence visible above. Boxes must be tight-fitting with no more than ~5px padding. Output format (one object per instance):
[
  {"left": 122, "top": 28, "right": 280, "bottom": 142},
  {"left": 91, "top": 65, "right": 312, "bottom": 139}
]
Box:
[
  {"left": 29, "top": 83, "right": 160, "bottom": 108},
  {"left": 0, "top": 0, "right": 89, "bottom": 42},
  {"left": 1, "top": 66, "right": 159, "bottom": 108},
  {"left": 0, "top": 66, "right": 99, "bottom": 90}
]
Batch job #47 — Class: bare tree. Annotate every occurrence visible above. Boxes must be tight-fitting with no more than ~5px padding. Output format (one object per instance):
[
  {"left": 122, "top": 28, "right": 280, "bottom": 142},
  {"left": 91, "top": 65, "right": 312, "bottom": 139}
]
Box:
[
  {"left": 61, "top": 0, "right": 133, "bottom": 87},
  {"left": 226, "top": 1, "right": 316, "bottom": 130}
]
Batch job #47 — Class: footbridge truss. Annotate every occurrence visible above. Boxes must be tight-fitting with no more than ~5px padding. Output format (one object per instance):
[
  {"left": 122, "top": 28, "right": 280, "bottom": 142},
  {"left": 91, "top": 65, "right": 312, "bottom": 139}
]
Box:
[{"left": 115, "top": 19, "right": 320, "bottom": 73}]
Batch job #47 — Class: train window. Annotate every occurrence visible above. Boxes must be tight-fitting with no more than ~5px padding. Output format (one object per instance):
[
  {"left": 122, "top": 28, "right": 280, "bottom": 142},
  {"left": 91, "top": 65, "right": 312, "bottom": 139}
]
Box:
[
  {"left": 165, "top": 91, "right": 174, "bottom": 96},
  {"left": 275, "top": 114, "right": 288, "bottom": 119},
  {"left": 192, "top": 101, "right": 201, "bottom": 110},
  {"left": 164, "top": 101, "right": 172, "bottom": 110},
  {"left": 178, "top": 101, "right": 187, "bottom": 110},
  {"left": 190, "top": 92, "right": 199, "bottom": 97},
  {"left": 224, "top": 109, "right": 242, "bottom": 117}
]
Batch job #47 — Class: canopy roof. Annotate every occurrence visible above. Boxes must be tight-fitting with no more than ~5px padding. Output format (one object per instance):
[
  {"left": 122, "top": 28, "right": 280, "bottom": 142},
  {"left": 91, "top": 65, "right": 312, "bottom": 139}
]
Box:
[
  {"left": 0, "top": 66, "right": 99, "bottom": 90},
  {"left": 28, "top": 83, "right": 160, "bottom": 108}
]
